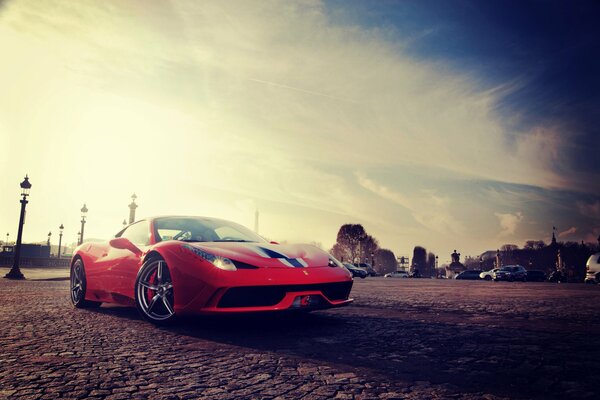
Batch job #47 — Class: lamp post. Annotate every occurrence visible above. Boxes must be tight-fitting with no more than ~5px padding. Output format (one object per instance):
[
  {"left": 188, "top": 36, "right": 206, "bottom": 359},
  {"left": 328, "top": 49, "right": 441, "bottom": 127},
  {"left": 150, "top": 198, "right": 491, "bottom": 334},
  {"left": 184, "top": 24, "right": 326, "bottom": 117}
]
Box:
[
  {"left": 47, "top": 231, "right": 52, "bottom": 246},
  {"left": 370, "top": 252, "right": 375, "bottom": 268},
  {"left": 128, "top": 193, "right": 138, "bottom": 224},
  {"left": 122, "top": 219, "right": 127, "bottom": 228},
  {"left": 79, "top": 204, "right": 88, "bottom": 245},
  {"left": 58, "top": 224, "right": 64, "bottom": 259},
  {"left": 5, "top": 233, "right": 8, "bottom": 245},
  {"left": 4, "top": 175, "right": 32, "bottom": 280}
]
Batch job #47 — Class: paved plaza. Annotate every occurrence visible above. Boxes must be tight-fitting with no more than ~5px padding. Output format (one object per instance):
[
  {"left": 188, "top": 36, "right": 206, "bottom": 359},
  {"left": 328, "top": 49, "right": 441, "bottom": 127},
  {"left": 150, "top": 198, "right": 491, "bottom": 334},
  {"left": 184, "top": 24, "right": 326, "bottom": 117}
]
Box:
[{"left": 1, "top": 273, "right": 599, "bottom": 399}]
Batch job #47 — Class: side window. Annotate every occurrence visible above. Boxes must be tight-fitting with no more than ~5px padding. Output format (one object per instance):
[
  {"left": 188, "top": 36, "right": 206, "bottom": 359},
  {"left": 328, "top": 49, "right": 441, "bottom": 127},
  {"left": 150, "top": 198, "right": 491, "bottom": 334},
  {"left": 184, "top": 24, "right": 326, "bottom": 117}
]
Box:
[{"left": 121, "top": 221, "right": 150, "bottom": 246}]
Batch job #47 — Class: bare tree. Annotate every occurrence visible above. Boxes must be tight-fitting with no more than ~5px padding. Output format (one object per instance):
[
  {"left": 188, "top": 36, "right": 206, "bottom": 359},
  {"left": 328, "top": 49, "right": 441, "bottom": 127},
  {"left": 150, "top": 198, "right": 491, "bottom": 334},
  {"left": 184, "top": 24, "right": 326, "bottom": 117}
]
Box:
[{"left": 331, "top": 224, "right": 367, "bottom": 262}]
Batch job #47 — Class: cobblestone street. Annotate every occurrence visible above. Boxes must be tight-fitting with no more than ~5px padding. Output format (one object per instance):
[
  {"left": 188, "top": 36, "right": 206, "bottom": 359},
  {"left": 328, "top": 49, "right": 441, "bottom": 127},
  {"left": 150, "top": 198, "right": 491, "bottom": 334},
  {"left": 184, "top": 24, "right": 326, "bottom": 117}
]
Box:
[{"left": 1, "top": 276, "right": 599, "bottom": 399}]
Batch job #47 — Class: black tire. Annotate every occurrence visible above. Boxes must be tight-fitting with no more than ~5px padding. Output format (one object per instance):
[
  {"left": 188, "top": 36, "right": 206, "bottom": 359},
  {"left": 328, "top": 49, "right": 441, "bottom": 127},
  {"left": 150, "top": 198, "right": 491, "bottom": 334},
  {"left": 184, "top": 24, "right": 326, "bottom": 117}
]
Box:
[
  {"left": 134, "top": 256, "right": 177, "bottom": 325},
  {"left": 484, "top": 275, "right": 492, "bottom": 281},
  {"left": 70, "top": 258, "right": 101, "bottom": 308}
]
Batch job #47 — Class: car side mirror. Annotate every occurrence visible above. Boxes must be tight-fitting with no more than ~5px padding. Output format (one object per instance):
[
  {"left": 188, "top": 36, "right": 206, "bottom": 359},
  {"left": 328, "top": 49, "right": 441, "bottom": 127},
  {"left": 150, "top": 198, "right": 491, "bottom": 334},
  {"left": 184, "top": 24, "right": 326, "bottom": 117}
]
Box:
[{"left": 109, "top": 237, "right": 142, "bottom": 256}]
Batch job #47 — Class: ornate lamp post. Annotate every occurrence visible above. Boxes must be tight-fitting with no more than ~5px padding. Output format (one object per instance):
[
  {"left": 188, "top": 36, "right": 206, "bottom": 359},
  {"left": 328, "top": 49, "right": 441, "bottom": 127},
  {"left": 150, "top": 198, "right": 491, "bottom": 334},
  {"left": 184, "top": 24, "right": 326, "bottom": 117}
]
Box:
[
  {"left": 79, "top": 204, "right": 88, "bottom": 245},
  {"left": 122, "top": 219, "right": 127, "bottom": 228},
  {"left": 4, "top": 175, "right": 32, "bottom": 280},
  {"left": 47, "top": 231, "right": 52, "bottom": 246},
  {"left": 57, "top": 224, "right": 64, "bottom": 258},
  {"left": 128, "top": 193, "right": 138, "bottom": 224}
]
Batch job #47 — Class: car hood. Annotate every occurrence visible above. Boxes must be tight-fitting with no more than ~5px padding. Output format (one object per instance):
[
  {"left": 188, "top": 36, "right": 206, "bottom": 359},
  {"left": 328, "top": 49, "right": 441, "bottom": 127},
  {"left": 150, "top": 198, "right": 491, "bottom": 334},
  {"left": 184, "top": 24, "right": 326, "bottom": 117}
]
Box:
[{"left": 185, "top": 242, "right": 331, "bottom": 268}]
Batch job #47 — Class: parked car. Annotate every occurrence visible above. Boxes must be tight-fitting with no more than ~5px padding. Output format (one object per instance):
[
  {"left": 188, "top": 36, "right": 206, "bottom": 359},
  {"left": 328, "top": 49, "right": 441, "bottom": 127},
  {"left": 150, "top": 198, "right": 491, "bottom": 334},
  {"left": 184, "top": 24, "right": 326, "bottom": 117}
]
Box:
[
  {"left": 343, "top": 263, "right": 368, "bottom": 279},
  {"left": 548, "top": 269, "right": 567, "bottom": 283},
  {"left": 479, "top": 268, "right": 499, "bottom": 281},
  {"left": 584, "top": 253, "right": 600, "bottom": 284},
  {"left": 526, "top": 270, "right": 546, "bottom": 282},
  {"left": 455, "top": 270, "right": 483, "bottom": 280},
  {"left": 409, "top": 271, "right": 422, "bottom": 278},
  {"left": 354, "top": 263, "right": 379, "bottom": 277},
  {"left": 384, "top": 271, "right": 409, "bottom": 278},
  {"left": 493, "top": 265, "right": 527, "bottom": 282}
]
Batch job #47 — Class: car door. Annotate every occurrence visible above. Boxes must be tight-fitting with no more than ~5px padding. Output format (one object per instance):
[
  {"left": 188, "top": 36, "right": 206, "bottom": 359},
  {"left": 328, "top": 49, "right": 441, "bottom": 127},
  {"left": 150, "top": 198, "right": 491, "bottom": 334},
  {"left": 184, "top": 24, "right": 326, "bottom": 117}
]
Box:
[
  {"left": 105, "top": 221, "right": 150, "bottom": 301},
  {"left": 111, "top": 220, "right": 150, "bottom": 299}
]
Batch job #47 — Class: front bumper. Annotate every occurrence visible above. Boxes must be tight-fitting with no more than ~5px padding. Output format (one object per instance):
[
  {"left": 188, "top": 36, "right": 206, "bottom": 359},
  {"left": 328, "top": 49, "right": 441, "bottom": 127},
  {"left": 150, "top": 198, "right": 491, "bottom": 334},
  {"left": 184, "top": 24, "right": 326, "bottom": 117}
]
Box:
[{"left": 172, "top": 263, "right": 354, "bottom": 315}]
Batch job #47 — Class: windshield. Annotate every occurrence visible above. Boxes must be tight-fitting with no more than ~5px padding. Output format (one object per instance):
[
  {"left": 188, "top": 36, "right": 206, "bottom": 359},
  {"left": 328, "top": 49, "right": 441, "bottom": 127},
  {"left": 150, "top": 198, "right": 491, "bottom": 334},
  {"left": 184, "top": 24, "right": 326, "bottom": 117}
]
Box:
[{"left": 154, "top": 217, "right": 266, "bottom": 243}]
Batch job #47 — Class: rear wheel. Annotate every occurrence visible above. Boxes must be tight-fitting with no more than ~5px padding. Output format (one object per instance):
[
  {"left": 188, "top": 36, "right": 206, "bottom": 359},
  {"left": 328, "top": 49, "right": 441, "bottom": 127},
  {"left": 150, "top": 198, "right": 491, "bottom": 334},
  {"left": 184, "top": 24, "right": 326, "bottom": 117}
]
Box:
[
  {"left": 484, "top": 275, "right": 492, "bottom": 281},
  {"left": 134, "top": 257, "right": 176, "bottom": 325},
  {"left": 70, "top": 259, "right": 101, "bottom": 308}
]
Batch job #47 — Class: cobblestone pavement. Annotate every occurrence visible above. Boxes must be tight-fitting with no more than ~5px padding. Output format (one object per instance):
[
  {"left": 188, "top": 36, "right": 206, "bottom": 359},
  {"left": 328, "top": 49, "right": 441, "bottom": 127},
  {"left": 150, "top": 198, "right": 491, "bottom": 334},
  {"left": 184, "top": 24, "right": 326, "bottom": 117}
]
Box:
[{"left": 1, "top": 278, "right": 599, "bottom": 399}]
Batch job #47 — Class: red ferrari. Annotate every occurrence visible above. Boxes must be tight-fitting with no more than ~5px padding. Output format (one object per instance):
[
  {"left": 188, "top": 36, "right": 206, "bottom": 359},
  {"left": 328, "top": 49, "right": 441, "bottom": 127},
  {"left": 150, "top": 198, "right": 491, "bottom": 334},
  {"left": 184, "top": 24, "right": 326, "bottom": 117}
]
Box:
[{"left": 70, "top": 216, "right": 353, "bottom": 324}]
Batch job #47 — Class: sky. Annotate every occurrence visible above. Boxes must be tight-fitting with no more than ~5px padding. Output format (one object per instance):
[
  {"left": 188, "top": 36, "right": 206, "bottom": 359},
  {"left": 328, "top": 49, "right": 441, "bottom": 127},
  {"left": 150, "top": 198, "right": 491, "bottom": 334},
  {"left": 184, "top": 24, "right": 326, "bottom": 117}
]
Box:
[{"left": 0, "top": 0, "right": 599, "bottom": 262}]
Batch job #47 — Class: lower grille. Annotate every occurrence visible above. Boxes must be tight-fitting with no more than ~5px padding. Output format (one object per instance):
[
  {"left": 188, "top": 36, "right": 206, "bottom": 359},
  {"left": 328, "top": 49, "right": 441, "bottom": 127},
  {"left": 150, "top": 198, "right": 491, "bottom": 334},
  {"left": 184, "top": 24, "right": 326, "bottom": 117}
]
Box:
[{"left": 218, "top": 281, "right": 353, "bottom": 308}]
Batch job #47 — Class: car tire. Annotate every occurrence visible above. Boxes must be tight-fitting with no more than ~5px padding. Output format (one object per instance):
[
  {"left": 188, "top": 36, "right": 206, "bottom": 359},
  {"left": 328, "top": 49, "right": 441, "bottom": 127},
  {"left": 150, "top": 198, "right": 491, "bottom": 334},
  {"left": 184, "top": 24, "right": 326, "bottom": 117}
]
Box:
[
  {"left": 134, "top": 256, "right": 177, "bottom": 325},
  {"left": 70, "top": 258, "right": 101, "bottom": 308},
  {"left": 484, "top": 275, "right": 492, "bottom": 281}
]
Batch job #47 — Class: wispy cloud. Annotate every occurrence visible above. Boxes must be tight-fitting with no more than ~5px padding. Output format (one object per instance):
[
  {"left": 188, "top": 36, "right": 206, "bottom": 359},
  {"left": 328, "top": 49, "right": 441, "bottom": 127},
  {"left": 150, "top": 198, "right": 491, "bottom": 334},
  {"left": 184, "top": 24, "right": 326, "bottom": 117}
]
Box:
[
  {"left": 558, "top": 226, "right": 577, "bottom": 238},
  {"left": 495, "top": 212, "right": 523, "bottom": 237},
  {"left": 577, "top": 201, "right": 600, "bottom": 220},
  {"left": 0, "top": 0, "right": 597, "bottom": 257},
  {"left": 356, "top": 172, "right": 464, "bottom": 235}
]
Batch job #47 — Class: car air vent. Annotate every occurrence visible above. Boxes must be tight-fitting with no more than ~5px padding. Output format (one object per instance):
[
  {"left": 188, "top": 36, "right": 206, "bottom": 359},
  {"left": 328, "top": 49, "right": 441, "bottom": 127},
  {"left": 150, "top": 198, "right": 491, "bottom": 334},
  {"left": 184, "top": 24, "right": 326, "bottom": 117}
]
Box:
[{"left": 232, "top": 260, "right": 259, "bottom": 269}]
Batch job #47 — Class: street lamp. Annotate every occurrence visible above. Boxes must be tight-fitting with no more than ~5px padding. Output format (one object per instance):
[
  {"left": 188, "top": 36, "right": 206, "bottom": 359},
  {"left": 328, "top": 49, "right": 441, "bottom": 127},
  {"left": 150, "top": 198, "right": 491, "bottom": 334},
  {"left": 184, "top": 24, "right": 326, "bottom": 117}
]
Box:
[
  {"left": 57, "top": 224, "right": 64, "bottom": 259},
  {"left": 370, "top": 252, "right": 375, "bottom": 268},
  {"left": 47, "top": 231, "right": 52, "bottom": 246},
  {"left": 122, "top": 219, "right": 127, "bottom": 227},
  {"left": 79, "top": 204, "right": 88, "bottom": 245},
  {"left": 128, "top": 193, "right": 138, "bottom": 224},
  {"left": 5, "top": 233, "right": 8, "bottom": 245},
  {"left": 4, "top": 175, "right": 32, "bottom": 280}
]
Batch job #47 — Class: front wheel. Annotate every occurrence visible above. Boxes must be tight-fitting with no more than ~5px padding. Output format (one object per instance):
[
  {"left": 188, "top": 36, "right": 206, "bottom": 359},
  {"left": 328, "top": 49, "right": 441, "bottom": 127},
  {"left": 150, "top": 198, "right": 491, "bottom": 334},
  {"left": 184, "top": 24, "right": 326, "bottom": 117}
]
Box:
[
  {"left": 134, "top": 257, "right": 176, "bottom": 325},
  {"left": 70, "top": 258, "right": 101, "bottom": 308}
]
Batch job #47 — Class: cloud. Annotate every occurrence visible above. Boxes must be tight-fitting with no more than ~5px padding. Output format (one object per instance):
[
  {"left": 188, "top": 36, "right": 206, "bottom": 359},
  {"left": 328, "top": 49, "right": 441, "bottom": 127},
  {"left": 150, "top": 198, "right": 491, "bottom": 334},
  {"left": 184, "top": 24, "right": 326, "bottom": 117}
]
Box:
[
  {"left": 495, "top": 212, "right": 523, "bottom": 237},
  {"left": 558, "top": 226, "right": 577, "bottom": 238},
  {"left": 577, "top": 201, "right": 600, "bottom": 220},
  {"left": 0, "top": 0, "right": 597, "bottom": 257},
  {"left": 356, "top": 172, "right": 464, "bottom": 235}
]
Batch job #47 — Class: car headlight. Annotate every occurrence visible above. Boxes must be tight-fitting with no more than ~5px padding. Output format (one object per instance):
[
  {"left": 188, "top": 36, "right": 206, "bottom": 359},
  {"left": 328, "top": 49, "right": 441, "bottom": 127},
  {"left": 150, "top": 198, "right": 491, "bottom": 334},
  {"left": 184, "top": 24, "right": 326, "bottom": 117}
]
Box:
[{"left": 184, "top": 245, "right": 237, "bottom": 271}]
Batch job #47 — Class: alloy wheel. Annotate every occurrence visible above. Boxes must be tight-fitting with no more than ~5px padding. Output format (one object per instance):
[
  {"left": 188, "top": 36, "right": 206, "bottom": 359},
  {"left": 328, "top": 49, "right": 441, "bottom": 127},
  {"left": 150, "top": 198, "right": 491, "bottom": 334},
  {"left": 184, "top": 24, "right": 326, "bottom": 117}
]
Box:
[{"left": 136, "top": 259, "right": 175, "bottom": 322}]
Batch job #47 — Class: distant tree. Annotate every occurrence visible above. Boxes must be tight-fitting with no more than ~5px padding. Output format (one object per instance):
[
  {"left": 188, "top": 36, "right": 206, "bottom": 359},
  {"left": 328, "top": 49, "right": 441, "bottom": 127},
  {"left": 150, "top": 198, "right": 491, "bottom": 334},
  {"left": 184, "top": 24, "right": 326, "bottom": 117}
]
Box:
[
  {"left": 524, "top": 240, "right": 546, "bottom": 250},
  {"left": 375, "top": 248, "right": 397, "bottom": 274},
  {"left": 411, "top": 246, "right": 427, "bottom": 275},
  {"left": 330, "top": 224, "right": 367, "bottom": 263},
  {"left": 330, "top": 243, "right": 348, "bottom": 262},
  {"left": 361, "top": 235, "right": 380, "bottom": 264},
  {"left": 426, "top": 252, "right": 437, "bottom": 277},
  {"left": 309, "top": 241, "right": 322, "bottom": 249},
  {"left": 500, "top": 244, "right": 519, "bottom": 264},
  {"left": 501, "top": 244, "right": 519, "bottom": 252}
]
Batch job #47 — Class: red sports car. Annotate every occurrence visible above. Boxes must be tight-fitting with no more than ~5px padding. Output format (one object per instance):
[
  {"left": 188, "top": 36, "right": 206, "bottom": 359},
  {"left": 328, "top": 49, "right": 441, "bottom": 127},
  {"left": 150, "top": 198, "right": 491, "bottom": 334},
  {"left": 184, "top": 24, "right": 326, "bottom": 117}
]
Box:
[{"left": 70, "top": 216, "right": 353, "bottom": 324}]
